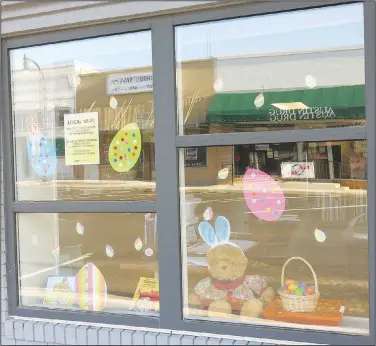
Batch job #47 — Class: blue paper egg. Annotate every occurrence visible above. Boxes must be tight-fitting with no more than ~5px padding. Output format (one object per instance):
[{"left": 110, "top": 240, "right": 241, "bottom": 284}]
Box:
[{"left": 27, "top": 134, "right": 57, "bottom": 177}]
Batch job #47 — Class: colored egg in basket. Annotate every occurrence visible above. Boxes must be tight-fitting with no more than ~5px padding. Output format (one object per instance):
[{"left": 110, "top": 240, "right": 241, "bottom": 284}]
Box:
[
  {"left": 27, "top": 134, "right": 57, "bottom": 177},
  {"left": 243, "top": 168, "right": 285, "bottom": 221},
  {"left": 279, "top": 280, "right": 316, "bottom": 297},
  {"left": 75, "top": 263, "right": 107, "bottom": 311},
  {"left": 108, "top": 123, "right": 142, "bottom": 173}
]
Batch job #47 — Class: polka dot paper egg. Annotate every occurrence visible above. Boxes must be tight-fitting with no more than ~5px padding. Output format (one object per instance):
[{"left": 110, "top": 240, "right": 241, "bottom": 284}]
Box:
[
  {"left": 27, "top": 134, "right": 57, "bottom": 177},
  {"left": 108, "top": 123, "right": 141, "bottom": 173},
  {"left": 243, "top": 168, "right": 285, "bottom": 221},
  {"left": 75, "top": 263, "right": 107, "bottom": 311}
]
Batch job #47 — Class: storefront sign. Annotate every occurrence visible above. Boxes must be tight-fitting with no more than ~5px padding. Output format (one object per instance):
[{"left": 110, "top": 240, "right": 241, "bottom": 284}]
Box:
[
  {"left": 281, "top": 162, "right": 315, "bottom": 179},
  {"left": 269, "top": 107, "right": 336, "bottom": 122},
  {"left": 107, "top": 72, "right": 153, "bottom": 95},
  {"left": 64, "top": 112, "right": 100, "bottom": 165}
]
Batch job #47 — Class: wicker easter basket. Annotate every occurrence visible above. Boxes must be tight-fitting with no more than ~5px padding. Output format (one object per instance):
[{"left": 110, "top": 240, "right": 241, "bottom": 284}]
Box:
[{"left": 278, "top": 257, "right": 320, "bottom": 313}]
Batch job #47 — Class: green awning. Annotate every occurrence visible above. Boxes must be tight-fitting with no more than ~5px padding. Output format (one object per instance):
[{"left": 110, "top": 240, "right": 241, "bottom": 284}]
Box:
[{"left": 207, "top": 85, "right": 365, "bottom": 123}]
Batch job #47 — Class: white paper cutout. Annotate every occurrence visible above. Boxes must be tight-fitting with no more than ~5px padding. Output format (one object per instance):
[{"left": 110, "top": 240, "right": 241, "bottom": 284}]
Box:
[
  {"left": 109, "top": 96, "right": 118, "bottom": 109},
  {"left": 105, "top": 244, "right": 114, "bottom": 258},
  {"left": 32, "top": 235, "right": 39, "bottom": 245},
  {"left": 203, "top": 207, "right": 213, "bottom": 221},
  {"left": 134, "top": 237, "right": 143, "bottom": 251},
  {"left": 218, "top": 168, "right": 229, "bottom": 180},
  {"left": 254, "top": 93, "right": 265, "bottom": 108},
  {"left": 213, "top": 78, "right": 223, "bottom": 92},
  {"left": 51, "top": 246, "right": 60, "bottom": 257},
  {"left": 305, "top": 74, "right": 317, "bottom": 89},
  {"left": 76, "top": 222, "right": 84, "bottom": 235},
  {"left": 144, "top": 248, "right": 153, "bottom": 257},
  {"left": 314, "top": 228, "right": 326, "bottom": 243}
]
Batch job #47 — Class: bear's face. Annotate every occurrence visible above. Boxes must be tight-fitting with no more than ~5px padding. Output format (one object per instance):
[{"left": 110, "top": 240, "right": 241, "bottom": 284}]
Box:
[{"left": 207, "top": 244, "right": 248, "bottom": 281}]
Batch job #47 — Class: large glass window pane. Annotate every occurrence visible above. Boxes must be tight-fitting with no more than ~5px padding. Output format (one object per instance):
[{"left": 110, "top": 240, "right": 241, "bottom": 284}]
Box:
[
  {"left": 18, "top": 213, "right": 159, "bottom": 315},
  {"left": 180, "top": 140, "right": 369, "bottom": 335},
  {"left": 11, "top": 31, "right": 155, "bottom": 201},
  {"left": 176, "top": 3, "right": 365, "bottom": 135}
]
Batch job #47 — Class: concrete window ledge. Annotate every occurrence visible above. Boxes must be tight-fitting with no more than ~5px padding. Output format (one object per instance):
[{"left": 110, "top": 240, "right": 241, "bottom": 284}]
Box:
[{"left": 1, "top": 318, "right": 307, "bottom": 345}]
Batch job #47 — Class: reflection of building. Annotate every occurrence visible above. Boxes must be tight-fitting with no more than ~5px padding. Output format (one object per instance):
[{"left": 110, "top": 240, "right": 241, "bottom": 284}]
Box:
[
  {"left": 177, "top": 47, "right": 366, "bottom": 187},
  {"left": 12, "top": 61, "right": 95, "bottom": 185}
]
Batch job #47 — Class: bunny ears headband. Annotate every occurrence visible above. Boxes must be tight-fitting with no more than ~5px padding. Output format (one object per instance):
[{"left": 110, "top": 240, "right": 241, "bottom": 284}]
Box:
[{"left": 199, "top": 216, "right": 234, "bottom": 248}]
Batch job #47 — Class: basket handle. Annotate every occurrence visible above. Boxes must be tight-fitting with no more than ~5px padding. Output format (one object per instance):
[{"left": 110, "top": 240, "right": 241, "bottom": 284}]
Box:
[{"left": 281, "top": 257, "right": 319, "bottom": 294}]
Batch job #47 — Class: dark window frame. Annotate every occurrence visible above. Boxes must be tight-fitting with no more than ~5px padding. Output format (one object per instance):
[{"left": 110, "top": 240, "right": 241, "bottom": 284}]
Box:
[{"left": 1, "top": 0, "right": 374, "bottom": 344}]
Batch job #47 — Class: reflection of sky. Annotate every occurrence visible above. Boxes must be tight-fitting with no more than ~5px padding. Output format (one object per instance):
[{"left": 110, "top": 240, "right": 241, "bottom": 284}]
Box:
[{"left": 11, "top": 3, "right": 363, "bottom": 72}]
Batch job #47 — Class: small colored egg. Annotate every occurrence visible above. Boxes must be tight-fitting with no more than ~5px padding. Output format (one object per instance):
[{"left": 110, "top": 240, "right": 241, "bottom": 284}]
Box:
[
  {"left": 295, "top": 287, "right": 304, "bottom": 296},
  {"left": 105, "top": 244, "right": 115, "bottom": 258},
  {"left": 203, "top": 207, "right": 213, "bottom": 221},
  {"left": 283, "top": 289, "right": 290, "bottom": 294},
  {"left": 285, "top": 279, "right": 295, "bottom": 286},
  {"left": 288, "top": 283, "right": 298, "bottom": 291},
  {"left": 218, "top": 168, "right": 229, "bottom": 180},
  {"left": 306, "top": 287, "right": 315, "bottom": 295}
]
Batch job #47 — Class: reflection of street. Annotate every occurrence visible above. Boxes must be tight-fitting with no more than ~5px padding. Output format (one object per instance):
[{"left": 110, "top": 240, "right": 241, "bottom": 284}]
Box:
[{"left": 183, "top": 181, "right": 369, "bottom": 319}]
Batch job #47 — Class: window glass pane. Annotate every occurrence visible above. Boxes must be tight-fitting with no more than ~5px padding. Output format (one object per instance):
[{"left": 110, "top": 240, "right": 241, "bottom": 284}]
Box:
[
  {"left": 18, "top": 213, "right": 159, "bottom": 316},
  {"left": 180, "top": 140, "right": 369, "bottom": 335},
  {"left": 175, "top": 3, "right": 365, "bottom": 135},
  {"left": 10, "top": 31, "right": 155, "bottom": 201}
]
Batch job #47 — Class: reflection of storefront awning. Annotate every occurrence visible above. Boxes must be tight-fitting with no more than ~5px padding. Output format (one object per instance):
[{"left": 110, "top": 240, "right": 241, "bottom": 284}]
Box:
[{"left": 207, "top": 85, "right": 365, "bottom": 123}]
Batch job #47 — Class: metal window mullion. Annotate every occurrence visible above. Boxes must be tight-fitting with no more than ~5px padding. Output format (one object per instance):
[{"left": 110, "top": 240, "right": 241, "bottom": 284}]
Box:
[
  {"left": 2, "top": 40, "right": 19, "bottom": 315},
  {"left": 11, "top": 201, "right": 156, "bottom": 213},
  {"left": 364, "top": 0, "right": 376, "bottom": 344},
  {"left": 152, "top": 17, "right": 184, "bottom": 330},
  {"left": 176, "top": 127, "right": 367, "bottom": 148}
]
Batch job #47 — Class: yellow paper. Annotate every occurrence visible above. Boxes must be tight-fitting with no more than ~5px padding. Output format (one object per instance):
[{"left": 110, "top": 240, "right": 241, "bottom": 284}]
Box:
[
  {"left": 130, "top": 277, "right": 159, "bottom": 312},
  {"left": 64, "top": 112, "right": 100, "bottom": 165}
]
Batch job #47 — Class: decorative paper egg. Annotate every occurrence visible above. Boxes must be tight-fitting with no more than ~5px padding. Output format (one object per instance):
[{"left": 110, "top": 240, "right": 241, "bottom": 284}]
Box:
[
  {"left": 105, "top": 245, "right": 114, "bottom": 258},
  {"left": 254, "top": 93, "right": 265, "bottom": 108},
  {"left": 218, "top": 168, "right": 229, "bottom": 180},
  {"left": 75, "top": 263, "right": 107, "bottom": 311},
  {"left": 314, "top": 228, "right": 326, "bottom": 243},
  {"left": 109, "top": 96, "right": 118, "bottom": 109},
  {"left": 27, "top": 134, "right": 57, "bottom": 177},
  {"left": 203, "top": 207, "right": 213, "bottom": 221},
  {"left": 32, "top": 235, "right": 39, "bottom": 245},
  {"left": 108, "top": 123, "right": 142, "bottom": 173},
  {"left": 134, "top": 237, "right": 143, "bottom": 251},
  {"left": 76, "top": 222, "right": 84, "bottom": 235},
  {"left": 243, "top": 168, "right": 285, "bottom": 221},
  {"left": 305, "top": 74, "right": 317, "bottom": 89}
]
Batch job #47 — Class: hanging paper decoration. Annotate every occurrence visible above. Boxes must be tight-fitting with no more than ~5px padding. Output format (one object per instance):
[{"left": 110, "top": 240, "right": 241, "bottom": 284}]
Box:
[
  {"left": 109, "top": 96, "right": 118, "bottom": 109},
  {"left": 314, "top": 228, "right": 326, "bottom": 243},
  {"left": 254, "top": 93, "right": 265, "bottom": 108},
  {"left": 75, "top": 263, "right": 107, "bottom": 311},
  {"left": 203, "top": 207, "right": 213, "bottom": 221},
  {"left": 108, "top": 123, "right": 142, "bottom": 173},
  {"left": 51, "top": 246, "right": 60, "bottom": 258},
  {"left": 144, "top": 248, "right": 154, "bottom": 257},
  {"left": 27, "top": 120, "right": 57, "bottom": 177},
  {"left": 134, "top": 237, "right": 143, "bottom": 251},
  {"left": 105, "top": 245, "right": 115, "bottom": 258},
  {"left": 32, "top": 235, "right": 39, "bottom": 245},
  {"left": 305, "top": 74, "right": 317, "bottom": 89},
  {"left": 76, "top": 222, "right": 84, "bottom": 235},
  {"left": 218, "top": 168, "right": 229, "bottom": 180},
  {"left": 213, "top": 77, "right": 223, "bottom": 92},
  {"left": 243, "top": 168, "right": 286, "bottom": 222}
]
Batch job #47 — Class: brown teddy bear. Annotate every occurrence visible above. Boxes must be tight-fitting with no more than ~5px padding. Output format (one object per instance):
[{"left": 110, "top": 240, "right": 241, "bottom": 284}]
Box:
[{"left": 189, "top": 216, "right": 274, "bottom": 318}]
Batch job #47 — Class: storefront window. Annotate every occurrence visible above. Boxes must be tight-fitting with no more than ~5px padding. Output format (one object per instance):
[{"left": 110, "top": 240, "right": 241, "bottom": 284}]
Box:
[
  {"left": 180, "top": 140, "right": 369, "bottom": 334},
  {"left": 10, "top": 31, "right": 155, "bottom": 201},
  {"left": 175, "top": 3, "right": 365, "bottom": 135},
  {"left": 18, "top": 213, "right": 159, "bottom": 315}
]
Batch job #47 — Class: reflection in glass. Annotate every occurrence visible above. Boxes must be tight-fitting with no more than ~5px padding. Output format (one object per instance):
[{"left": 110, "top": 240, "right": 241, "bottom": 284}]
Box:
[
  {"left": 180, "top": 140, "right": 369, "bottom": 335},
  {"left": 18, "top": 213, "right": 159, "bottom": 316},
  {"left": 175, "top": 3, "right": 365, "bottom": 135},
  {"left": 11, "top": 31, "right": 155, "bottom": 201}
]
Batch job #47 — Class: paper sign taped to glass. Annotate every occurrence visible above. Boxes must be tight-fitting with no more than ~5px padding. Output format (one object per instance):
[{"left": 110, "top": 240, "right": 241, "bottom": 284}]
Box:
[
  {"left": 129, "top": 277, "right": 159, "bottom": 313},
  {"left": 43, "top": 275, "right": 76, "bottom": 308},
  {"left": 64, "top": 112, "right": 100, "bottom": 165},
  {"left": 281, "top": 162, "right": 315, "bottom": 179}
]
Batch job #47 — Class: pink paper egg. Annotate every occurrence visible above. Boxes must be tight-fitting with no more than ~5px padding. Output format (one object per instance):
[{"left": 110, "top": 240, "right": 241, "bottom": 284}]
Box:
[{"left": 243, "top": 168, "right": 285, "bottom": 221}]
